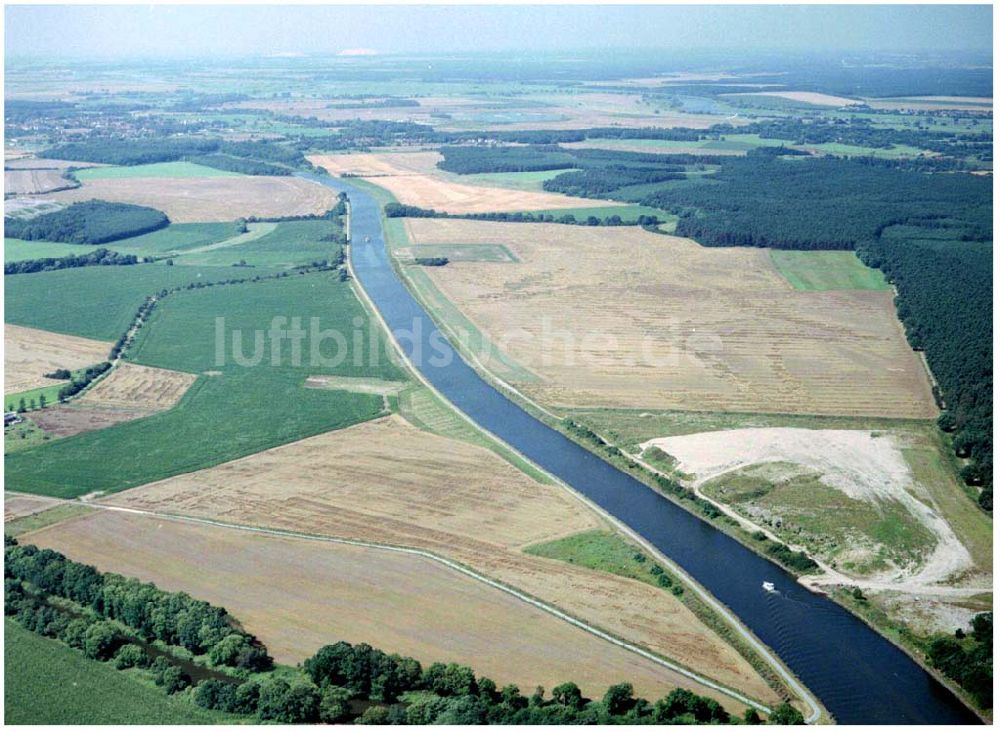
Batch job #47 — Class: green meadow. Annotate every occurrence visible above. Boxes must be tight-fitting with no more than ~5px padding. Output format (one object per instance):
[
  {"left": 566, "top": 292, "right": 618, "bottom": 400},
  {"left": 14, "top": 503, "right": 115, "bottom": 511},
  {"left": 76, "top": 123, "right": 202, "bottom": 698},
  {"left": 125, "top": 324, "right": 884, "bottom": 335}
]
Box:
[
  {"left": 174, "top": 219, "right": 343, "bottom": 268},
  {"left": 6, "top": 273, "right": 404, "bottom": 498},
  {"left": 769, "top": 250, "right": 891, "bottom": 291},
  {"left": 5, "top": 264, "right": 268, "bottom": 341}
]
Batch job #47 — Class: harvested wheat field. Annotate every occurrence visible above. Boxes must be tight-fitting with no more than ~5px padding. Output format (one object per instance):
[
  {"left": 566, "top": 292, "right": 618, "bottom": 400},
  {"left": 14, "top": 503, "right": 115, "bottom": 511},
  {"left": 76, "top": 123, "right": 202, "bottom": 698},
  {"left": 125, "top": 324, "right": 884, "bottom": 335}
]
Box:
[
  {"left": 4, "top": 169, "right": 72, "bottom": 195},
  {"left": 309, "top": 152, "right": 618, "bottom": 214},
  {"left": 732, "top": 91, "right": 862, "bottom": 107},
  {"left": 26, "top": 509, "right": 755, "bottom": 712},
  {"left": 107, "top": 415, "right": 779, "bottom": 706},
  {"left": 77, "top": 363, "right": 196, "bottom": 411},
  {"left": 5, "top": 157, "right": 104, "bottom": 170},
  {"left": 45, "top": 176, "right": 337, "bottom": 222},
  {"left": 403, "top": 219, "right": 937, "bottom": 418},
  {"left": 5, "top": 324, "right": 111, "bottom": 394}
]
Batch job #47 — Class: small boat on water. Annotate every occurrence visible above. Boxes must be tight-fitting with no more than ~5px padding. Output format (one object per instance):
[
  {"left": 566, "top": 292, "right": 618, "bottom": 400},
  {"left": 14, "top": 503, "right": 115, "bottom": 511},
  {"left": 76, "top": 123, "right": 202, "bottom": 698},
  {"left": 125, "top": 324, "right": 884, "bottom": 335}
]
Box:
[{"left": 762, "top": 581, "right": 777, "bottom": 593}]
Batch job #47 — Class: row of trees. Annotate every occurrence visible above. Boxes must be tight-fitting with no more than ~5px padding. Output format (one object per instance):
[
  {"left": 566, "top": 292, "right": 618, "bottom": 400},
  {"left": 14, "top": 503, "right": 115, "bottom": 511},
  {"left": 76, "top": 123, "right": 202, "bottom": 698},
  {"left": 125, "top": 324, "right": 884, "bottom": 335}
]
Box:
[
  {"left": 6, "top": 536, "right": 802, "bottom": 725},
  {"left": 55, "top": 361, "right": 111, "bottom": 402},
  {"left": 41, "top": 137, "right": 308, "bottom": 170},
  {"left": 5, "top": 539, "right": 272, "bottom": 670},
  {"left": 5, "top": 247, "right": 138, "bottom": 275},
  {"left": 5, "top": 200, "right": 169, "bottom": 245},
  {"left": 384, "top": 202, "right": 661, "bottom": 228}
]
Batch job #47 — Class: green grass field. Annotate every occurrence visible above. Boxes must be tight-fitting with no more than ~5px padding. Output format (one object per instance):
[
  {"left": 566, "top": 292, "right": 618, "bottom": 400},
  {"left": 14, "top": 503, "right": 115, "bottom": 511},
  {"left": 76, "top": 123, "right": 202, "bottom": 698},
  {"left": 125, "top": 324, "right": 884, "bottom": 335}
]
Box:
[
  {"left": 175, "top": 219, "right": 343, "bottom": 268},
  {"left": 4, "top": 619, "right": 230, "bottom": 724},
  {"left": 769, "top": 250, "right": 890, "bottom": 291},
  {"left": 5, "top": 223, "right": 243, "bottom": 262},
  {"left": 526, "top": 529, "right": 680, "bottom": 590},
  {"left": 4, "top": 238, "right": 103, "bottom": 263},
  {"left": 110, "top": 222, "right": 242, "bottom": 255},
  {"left": 406, "top": 243, "right": 518, "bottom": 263},
  {"left": 5, "top": 264, "right": 269, "bottom": 341},
  {"left": 522, "top": 204, "right": 674, "bottom": 223},
  {"left": 457, "top": 169, "right": 577, "bottom": 191},
  {"left": 6, "top": 274, "right": 402, "bottom": 498},
  {"left": 74, "top": 161, "right": 243, "bottom": 180}
]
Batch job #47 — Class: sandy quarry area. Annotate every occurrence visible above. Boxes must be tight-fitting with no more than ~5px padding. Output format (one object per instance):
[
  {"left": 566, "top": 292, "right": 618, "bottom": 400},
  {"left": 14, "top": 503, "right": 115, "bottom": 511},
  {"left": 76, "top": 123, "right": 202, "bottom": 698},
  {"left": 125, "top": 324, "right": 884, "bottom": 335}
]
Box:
[
  {"left": 641, "top": 428, "right": 973, "bottom": 586},
  {"left": 308, "top": 151, "right": 623, "bottom": 214},
  {"left": 23, "top": 509, "right": 755, "bottom": 711},
  {"left": 403, "top": 219, "right": 938, "bottom": 418},
  {"left": 104, "top": 414, "right": 779, "bottom": 706},
  {"left": 731, "top": 91, "right": 862, "bottom": 107},
  {"left": 5, "top": 324, "right": 111, "bottom": 394},
  {"left": 43, "top": 176, "right": 338, "bottom": 222}
]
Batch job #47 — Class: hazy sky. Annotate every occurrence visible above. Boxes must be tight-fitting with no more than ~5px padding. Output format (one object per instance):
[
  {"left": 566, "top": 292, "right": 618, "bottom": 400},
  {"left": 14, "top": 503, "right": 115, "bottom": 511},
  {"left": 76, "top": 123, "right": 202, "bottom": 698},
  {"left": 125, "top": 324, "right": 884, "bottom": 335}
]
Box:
[{"left": 5, "top": 4, "right": 993, "bottom": 60}]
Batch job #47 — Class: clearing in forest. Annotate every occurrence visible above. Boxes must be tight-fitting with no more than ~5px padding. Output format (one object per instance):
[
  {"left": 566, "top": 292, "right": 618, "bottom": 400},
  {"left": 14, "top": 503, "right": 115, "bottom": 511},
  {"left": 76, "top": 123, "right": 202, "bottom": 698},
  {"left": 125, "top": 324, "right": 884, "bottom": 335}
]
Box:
[
  {"left": 769, "top": 250, "right": 891, "bottom": 291},
  {"left": 308, "top": 152, "right": 620, "bottom": 214},
  {"left": 45, "top": 176, "right": 337, "bottom": 222},
  {"left": 402, "top": 218, "right": 937, "bottom": 418},
  {"left": 5, "top": 324, "right": 110, "bottom": 394},
  {"left": 106, "top": 414, "right": 780, "bottom": 707}
]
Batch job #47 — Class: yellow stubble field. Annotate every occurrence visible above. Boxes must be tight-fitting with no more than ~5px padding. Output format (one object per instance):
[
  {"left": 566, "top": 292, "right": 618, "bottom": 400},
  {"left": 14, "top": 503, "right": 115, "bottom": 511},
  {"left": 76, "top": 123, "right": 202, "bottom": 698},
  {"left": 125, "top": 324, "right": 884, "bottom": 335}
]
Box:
[{"left": 403, "top": 218, "right": 938, "bottom": 418}]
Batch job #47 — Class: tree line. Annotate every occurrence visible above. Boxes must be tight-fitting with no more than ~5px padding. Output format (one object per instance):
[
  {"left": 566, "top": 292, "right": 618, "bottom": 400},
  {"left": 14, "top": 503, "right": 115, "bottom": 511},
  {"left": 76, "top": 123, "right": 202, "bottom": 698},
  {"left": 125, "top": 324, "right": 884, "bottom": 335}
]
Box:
[
  {"left": 384, "top": 202, "right": 661, "bottom": 228},
  {"left": 5, "top": 536, "right": 803, "bottom": 725},
  {"left": 42, "top": 137, "right": 308, "bottom": 172},
  {"left": 925, "top": 612, "right": 992, "bottom": 710},
  {"left": 5, "top": 248, "right": 139, "bottom": 275},
  {"left": 5, "top": 201, "right": 169, "bottom": 245}
]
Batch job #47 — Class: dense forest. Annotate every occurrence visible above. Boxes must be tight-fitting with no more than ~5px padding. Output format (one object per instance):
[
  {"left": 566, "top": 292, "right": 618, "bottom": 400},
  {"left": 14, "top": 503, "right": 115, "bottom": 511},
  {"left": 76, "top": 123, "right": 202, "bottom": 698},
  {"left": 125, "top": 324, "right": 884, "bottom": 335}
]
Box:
[
  {"left": 5, "top": 201, "right": 169, "bottom": 244},
  {"left": 4, "top": 537, "right": 800, "bottom": 725},
  {"left": 4, "top": 248, "right": 139, "bottom": 275}
]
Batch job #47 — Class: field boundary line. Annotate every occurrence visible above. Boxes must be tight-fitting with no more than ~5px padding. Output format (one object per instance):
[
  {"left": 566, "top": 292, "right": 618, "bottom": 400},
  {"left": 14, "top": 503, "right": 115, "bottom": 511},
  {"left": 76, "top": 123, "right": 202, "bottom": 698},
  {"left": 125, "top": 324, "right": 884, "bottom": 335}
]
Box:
[
  {"left": 87, "top": 500, "right": 772, "bottom": 715},
  {"left": 341, "top": 191, "right": 822, "bottom": 723}
]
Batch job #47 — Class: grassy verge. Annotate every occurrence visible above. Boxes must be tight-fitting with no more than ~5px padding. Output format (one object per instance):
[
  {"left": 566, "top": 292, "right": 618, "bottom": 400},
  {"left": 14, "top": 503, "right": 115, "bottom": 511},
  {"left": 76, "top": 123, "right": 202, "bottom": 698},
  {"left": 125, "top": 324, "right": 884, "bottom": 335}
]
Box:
[
  {"left": 4, "top": 503, "right": 94, "bottom": 537},
  {"left": 396, "top": 383, "right": 553, "bottom": 484}
]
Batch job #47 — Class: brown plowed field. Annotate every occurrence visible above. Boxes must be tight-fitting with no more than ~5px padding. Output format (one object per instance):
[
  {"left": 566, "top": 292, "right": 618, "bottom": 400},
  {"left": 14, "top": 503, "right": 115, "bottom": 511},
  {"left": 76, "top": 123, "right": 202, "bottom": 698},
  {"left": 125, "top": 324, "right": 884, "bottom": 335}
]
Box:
[
  {"left": 105, "top": 415, "right": 778, "bottom": 705},
  {"left": 24, "top": 508, "right": 755, "bottom": 711}
]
